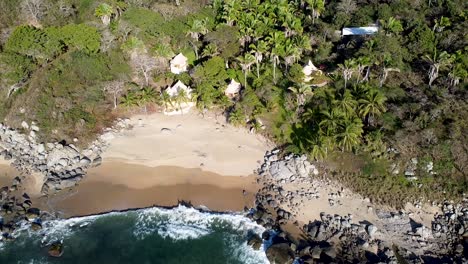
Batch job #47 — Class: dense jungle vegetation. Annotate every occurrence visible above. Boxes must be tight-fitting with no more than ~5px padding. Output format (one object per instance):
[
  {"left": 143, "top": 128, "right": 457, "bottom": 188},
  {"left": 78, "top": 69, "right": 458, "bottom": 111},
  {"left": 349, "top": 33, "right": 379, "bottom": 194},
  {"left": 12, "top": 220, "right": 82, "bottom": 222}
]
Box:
[{"left": 0, "top": 0, "right": 466, "bottom": 206}]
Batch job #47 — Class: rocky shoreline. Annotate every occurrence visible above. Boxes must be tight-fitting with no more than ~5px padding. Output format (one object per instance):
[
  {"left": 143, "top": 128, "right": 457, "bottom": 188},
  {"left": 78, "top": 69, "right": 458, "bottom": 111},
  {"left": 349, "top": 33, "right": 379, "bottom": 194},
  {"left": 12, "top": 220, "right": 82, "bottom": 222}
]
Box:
[
  {"left": 248, "top": 150, "right": 467, "bottom": 263},
  {"left": 0, "top": 121, "right": 467, "bottom": 263},
  {"left": 0, "top": 119, "right": 131, "bottom": 244}
]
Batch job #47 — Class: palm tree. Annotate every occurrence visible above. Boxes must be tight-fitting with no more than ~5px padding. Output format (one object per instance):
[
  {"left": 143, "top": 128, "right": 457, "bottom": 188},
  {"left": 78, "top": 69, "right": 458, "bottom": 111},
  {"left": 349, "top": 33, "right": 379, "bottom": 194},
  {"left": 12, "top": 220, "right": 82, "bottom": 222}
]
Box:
[
  {"left": 356, "top": 56, "right": 372, "bottom": 83},
  {"left": 424, "top": 49, "right": 454, "bottom": 87},
  {"left": 249, "top": 40, "right": 268, "bottom": 78},
  {"left": 95, "top": 3, "right": 113, "bottom": 26},
  {"left": 154, "top": 43, "right": 174, "bottom": 59},
  {"left": 270, "top": 47, "right": 281, "bottom": 84},
  {"left": 338, "top": 59, "right": 356, "bottom": 89},
  {"left": 448, "top": 50, "right": 467, "bottom": 87},
  {"left": 174, "top": 89, "right": 188, "bottom": 114},
  {"left": 187, "top": 18, "right": 209, "bottom": 41},
  {"left": 137, "top": 87, "right": 156, "bottom": 113},
  {"left": 380, "top": 17, "right": 403, "bottom": 35},
  {"left": 237, "top": 53, "right": 256, "bottom": 88},
  {"left": 319, "top": 108, "right": 344, "bottom": 136},
  {"left": 336, "top": 117, "right": 363, "bottom": 152},
  {"left": 288, "top": 83, "right": 313, "bottom": 111},
  {"left": 120, "top": 92, "right": 138, "bottom": 108},
  {"left": 202, "top": 43, "right": 219, "bottom": 58},
  {"left": 333, "top": 89, "right": 357, "bottom": 117},
  {"left": 229, "top": 108, "right": 245, "bottom": 127},
  {"left": 306, "top": 0, "right": 325, "bottom": 24},
  {"left": 358, "top": 88, "right": 387, "bottom": 123},
  {"left": 160, "top": 90, "right": 173, "bottom": 110}
]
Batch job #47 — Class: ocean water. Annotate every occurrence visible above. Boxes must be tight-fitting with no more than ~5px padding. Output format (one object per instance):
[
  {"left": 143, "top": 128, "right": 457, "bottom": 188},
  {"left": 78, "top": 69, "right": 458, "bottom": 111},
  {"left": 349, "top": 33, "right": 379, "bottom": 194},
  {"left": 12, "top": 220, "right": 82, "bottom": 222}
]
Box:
[{"left": 0, "top": 206, "right": 269, "bottom": 264}]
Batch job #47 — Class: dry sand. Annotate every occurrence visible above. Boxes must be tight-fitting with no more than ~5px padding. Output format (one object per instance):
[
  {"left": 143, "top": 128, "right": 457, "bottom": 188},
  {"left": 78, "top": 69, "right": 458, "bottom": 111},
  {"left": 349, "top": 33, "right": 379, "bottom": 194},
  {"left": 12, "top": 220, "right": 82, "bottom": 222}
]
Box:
[
  {"left": 40, "top": 162, "right": 259, "bottom": 217},
  {"left": 102, "top": 111, "right": 272, "bottom": 176}
]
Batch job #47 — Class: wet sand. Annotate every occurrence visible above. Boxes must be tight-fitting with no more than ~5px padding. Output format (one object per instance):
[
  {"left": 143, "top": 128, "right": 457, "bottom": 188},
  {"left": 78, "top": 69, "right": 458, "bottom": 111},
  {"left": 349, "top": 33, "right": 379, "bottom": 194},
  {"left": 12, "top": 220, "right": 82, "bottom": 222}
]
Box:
[{"left": 40, "top": 162, "right": 259, "bottom": 217}]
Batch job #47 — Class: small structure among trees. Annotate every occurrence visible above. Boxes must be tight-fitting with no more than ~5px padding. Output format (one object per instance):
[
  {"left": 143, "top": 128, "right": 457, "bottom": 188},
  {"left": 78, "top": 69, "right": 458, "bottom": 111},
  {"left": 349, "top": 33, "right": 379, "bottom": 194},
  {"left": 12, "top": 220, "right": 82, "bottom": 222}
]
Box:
[
  {"left": 170, "top": 53, "right": 188, "bottom": 74},
  {"left": 341, "top": 26, "right": 379, "bottom": 36},
  {"left": 224, "top": 79, "right": 241, "bottom": 98},
  {"left": 163, "top": 81, "right": 194, "bottom": 115},
  {"left": 302, "top": 60, "right": 320, "bottom": 82}
]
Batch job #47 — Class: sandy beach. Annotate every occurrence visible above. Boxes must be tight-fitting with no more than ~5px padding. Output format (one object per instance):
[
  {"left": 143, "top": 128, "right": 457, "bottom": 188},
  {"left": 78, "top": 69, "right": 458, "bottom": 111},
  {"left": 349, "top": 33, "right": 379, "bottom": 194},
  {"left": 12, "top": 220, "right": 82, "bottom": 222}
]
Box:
[
  {"left": 102, "top": 112, "right": 272, "bottom": 176},
  {"left": 38, "top": 111, "right": 271, "bottom": 216},
  {"left": 41, "top": 162, "right": 259, "bottom": 217}
]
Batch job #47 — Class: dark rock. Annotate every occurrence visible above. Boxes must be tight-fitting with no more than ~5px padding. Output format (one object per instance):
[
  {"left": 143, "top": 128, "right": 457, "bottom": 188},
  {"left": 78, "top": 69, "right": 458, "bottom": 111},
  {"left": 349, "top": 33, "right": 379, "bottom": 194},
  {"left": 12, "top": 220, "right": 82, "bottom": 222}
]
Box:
[
  {"left": 262, "top": 231, "right": 271, "bottom": 241},
  {"left": 266, "top": 243, "right": 294, "bottom": 264},
  {"left": 26, "top": 208, "right": 40, "bottom": 219},
  {"left": 48, "top": 242, "right": 64, "bottom": 257},
  {"left": 31, "top": 222, "right": 42, "bottom": 231},
  {"left": 247, "top": 234, "right": 263, "bottom": 250}
]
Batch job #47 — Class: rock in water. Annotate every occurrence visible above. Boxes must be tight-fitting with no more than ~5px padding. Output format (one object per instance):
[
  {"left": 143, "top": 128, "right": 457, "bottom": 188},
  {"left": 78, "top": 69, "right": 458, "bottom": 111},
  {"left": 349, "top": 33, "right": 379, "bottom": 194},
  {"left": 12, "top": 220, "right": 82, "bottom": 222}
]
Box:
[
  {"left": 266, "top": 243, "right": 294, "bottom": 264},
  {"left": 247, "top": 234, "right": 263, "bottom": 250},
  {"left": 48, "top": 242, "right": 64, "bottom": 257}
]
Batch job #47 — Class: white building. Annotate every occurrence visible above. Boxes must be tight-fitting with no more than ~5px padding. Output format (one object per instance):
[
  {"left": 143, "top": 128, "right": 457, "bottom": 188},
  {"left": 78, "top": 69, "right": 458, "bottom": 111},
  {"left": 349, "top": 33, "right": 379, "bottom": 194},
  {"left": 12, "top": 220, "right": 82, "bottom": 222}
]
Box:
[
  {"left": 342, "top": 26, "right": 379, "bottom": 36},
  {"left": 166, "top": 80, "right": 192, "bottom": 98},
  {"left": 225, "top": 79, "right": 241, "bottom": 98},
  {"left": 303, "top": 60, "right": 320, "bottom": 82},
  {"left": 163, "top": 81, "right": 194, "bottom": 115},
  {"left": 170, "top": 53, "right": 188, "bottom": 74}
]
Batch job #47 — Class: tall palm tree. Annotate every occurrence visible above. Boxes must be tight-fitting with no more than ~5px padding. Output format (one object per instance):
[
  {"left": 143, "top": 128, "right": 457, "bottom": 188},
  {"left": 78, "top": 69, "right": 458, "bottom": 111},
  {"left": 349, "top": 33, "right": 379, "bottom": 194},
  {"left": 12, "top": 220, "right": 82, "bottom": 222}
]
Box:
[
  {"left": 356, "top": 56, "right": 372, "bottom": 83},
  {"left": 319, "top": 108, "right": 344, "bottom": 136},
  {"left": 237, "top": 53, "right": 256, "bottom": 88},
  {"left": 249, "top": 40, "right": 268, "bottom": 78},
  {"left": 187, "top": 18, "right": 209, "bottom": 41},
  {"left": 306, "top": 0, "right": 325, "bottom": 24},
  {"left": 338, "top": 59, "right": 356, "bottom": 88},
  {"left": 160, "top": 90, "right": 173, "bottom": 110},
  {"left": 333, "top": 89, "right": 357, "bottom": 118},
  {"left": 424, "top": 49, "right": 454, "bottom": 87},
  {"left": 336, "top": 117, "right": 363, "bottom": 152},
  {"left": 358, "top": 88, "right": 387, "bottom": 123},
  {"left": 95, "top": 3, "right": 113, "bottom": 26},
  {"left": 288, "top": 83, "right": 313, "bottom": 111},
  {"left": 174, "top": 89, "right": 188, "bottom": 114},
  {"left": 137, "top": 87, "right": 156, "bottom": 114}
]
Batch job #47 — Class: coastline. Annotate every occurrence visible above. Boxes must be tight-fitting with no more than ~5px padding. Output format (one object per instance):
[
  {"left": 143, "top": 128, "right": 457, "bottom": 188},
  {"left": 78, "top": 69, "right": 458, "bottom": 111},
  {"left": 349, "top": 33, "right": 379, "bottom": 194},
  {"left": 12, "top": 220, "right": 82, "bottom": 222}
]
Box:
[{"left": 39, "top": 162, "right": 259, "bottom": 217}]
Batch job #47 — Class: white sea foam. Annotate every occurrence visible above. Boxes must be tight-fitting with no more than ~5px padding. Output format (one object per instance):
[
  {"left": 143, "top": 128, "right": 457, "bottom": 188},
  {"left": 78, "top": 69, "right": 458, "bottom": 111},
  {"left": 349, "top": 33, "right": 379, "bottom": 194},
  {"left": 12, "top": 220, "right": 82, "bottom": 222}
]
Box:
[
  {"left": 2, "top": 206, "right": 270, "bottom": 263},
  {"left": 133, "top": 205, "right": 266, "bottom": 241}
]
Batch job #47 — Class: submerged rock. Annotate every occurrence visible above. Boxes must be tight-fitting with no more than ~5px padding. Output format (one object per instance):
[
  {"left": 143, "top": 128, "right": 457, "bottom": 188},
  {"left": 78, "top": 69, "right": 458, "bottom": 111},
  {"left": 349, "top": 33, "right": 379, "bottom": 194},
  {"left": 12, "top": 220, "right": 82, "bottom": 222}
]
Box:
[
  {"left": 48, "top": 242, "right": 64, "bottom": 257},
  {"left": 247, "top": 234, "right": 263, "bottom": 250}
]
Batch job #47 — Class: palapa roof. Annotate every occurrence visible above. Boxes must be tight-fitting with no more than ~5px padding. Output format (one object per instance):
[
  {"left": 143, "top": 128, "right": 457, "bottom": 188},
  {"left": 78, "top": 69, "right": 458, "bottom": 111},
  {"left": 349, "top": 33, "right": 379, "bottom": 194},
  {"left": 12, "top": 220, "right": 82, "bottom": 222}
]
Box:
[
  {"left": 303, "top": 60, "right": 318, "bottom": 76},
  {"left": 170, "top": 53, "right": 188, "bottom": 66},
  {"left": 166, "top": 80, "right": 192, "bottom": 97},
  {"left": 225, "top": 79, "right": 241, "bottom": 95},
  {"left": 342, "top": 26, "right": 378, "bottom": 36}
]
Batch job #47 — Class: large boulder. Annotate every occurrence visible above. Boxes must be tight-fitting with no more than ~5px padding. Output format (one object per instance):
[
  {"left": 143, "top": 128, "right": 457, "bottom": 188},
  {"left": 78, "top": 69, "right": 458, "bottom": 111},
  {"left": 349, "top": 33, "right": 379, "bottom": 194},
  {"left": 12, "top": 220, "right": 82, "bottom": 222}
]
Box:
[{"left": 266, "top": 243, "right": 295, "bottom": 264}]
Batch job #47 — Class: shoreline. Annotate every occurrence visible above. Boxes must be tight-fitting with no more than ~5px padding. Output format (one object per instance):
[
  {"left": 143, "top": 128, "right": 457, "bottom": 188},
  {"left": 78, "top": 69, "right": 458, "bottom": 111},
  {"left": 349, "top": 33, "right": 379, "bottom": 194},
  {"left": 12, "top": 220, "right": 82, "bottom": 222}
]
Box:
[{"left": 37, "top": 162, "right": 260, "bottom": 218}]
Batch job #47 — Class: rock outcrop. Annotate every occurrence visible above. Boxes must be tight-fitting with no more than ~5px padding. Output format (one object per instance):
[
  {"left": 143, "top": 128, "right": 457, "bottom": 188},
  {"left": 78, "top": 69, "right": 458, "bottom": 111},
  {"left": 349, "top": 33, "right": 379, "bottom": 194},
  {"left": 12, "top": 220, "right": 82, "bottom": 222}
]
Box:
[
  {"left": 0, "top": 119, "right": 131, "bottom": 194},
  {"left": 247, "top": 149, "right": 468, "bottom": 264}
]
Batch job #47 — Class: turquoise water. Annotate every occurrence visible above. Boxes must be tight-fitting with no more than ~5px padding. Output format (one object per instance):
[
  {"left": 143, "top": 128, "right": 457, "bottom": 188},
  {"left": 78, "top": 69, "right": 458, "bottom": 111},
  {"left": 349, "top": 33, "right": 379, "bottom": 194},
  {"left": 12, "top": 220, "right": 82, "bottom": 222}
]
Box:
[{"left": 0, "top": 206, "right": 269, "bottom": 264}]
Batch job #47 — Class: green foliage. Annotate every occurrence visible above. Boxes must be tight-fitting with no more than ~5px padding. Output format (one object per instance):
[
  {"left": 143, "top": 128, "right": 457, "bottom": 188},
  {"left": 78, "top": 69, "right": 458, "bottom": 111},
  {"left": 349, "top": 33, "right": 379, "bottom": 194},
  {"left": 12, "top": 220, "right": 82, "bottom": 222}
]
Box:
[
  {"left": 0, "top": 53, "right": 36, "bottom": 86},
  {"left": 60, "top": 24, "right": 101, "bottom": 54},
  {"left": 192, "top": 56, "right": 228, "bottom": 108},
  {"left": 5, "top": 26, "right": 52, "bottom": 62}
]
